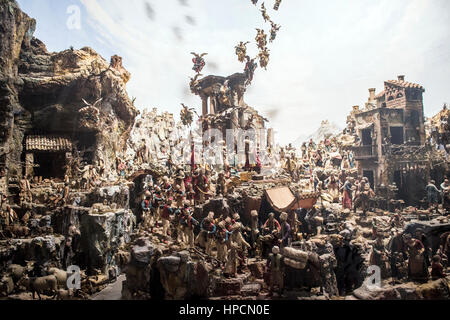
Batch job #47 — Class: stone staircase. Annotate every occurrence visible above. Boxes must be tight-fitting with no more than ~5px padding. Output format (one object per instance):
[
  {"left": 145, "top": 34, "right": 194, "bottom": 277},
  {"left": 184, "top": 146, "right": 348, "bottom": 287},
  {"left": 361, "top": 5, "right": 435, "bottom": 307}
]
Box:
[{"left": 209, "top": 259, "right": 269, "bottom": 300}]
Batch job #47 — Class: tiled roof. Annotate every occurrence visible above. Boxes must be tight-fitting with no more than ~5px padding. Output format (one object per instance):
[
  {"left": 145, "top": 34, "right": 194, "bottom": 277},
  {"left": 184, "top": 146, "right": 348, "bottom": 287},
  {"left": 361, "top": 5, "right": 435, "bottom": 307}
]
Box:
[
  {"left": 26, "top": 135, "right": 72, "bottom": 152},
  {"left": 385, "top": 80, "right": 424, "bottom": 90}
]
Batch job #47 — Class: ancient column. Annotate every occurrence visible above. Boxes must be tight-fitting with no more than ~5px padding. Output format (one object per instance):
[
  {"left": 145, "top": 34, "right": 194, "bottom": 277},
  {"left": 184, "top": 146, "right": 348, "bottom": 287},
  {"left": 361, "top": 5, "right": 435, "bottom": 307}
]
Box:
[
  {"left": 201, "top": 94, "right": 208, "bottom": 116},
  {"left": 210, "top": 96, "right": 216, "bottom": 115}
]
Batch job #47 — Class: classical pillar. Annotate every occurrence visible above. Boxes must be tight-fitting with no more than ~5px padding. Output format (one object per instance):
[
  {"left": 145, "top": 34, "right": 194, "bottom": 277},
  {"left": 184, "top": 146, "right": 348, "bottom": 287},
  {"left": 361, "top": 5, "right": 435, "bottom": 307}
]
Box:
[
  {"left": 267, "top": 128, "right": 274, "bottom": 149},
  {"left": 210, "top": 96, "right": 216, "bottom": 115},
  {"left": 201, "top": 94, "right": 208, "bottom": 116}
]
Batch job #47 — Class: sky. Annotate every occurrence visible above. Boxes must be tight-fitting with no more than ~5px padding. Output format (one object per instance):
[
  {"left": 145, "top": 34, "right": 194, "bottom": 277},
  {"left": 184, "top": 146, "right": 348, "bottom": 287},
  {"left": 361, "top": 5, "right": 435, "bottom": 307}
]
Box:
[{"left": 16, "top": 0, "right": 450, "bottom": 145}]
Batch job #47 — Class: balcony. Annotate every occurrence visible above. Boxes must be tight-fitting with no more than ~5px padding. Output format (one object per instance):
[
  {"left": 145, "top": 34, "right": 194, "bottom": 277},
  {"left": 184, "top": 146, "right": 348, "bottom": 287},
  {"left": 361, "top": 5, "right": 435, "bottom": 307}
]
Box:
[{"left": 351, "top": 145, "right": 377, "bottom": 160}]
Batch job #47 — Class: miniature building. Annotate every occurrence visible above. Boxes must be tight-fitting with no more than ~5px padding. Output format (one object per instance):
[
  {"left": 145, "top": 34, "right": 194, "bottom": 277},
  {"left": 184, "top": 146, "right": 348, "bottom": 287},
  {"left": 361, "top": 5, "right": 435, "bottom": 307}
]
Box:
[
  {"left": 24, "top": 135, "right": 73, "bottom": 179},
  {"left": 192, "top": 72, "right": 273, "bottom": 151},
  {"left": 349, "top": 75, "right": 429, "bottom": 205}
]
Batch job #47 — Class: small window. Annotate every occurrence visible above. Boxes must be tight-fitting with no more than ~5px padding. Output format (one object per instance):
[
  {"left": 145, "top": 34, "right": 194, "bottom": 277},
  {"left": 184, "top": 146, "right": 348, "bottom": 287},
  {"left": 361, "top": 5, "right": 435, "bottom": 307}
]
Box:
[
  {"left": 396, "top": 93, "right": 403, "bottom": 99},
  {"left": 388, "top": 96, "right": 394, "bottom": 101},
  {"left": 390, "top": 127, "right": 404, "bottom": 145},
  {"left": 410, "top": 110, "right": 420, "bottom": 127}
]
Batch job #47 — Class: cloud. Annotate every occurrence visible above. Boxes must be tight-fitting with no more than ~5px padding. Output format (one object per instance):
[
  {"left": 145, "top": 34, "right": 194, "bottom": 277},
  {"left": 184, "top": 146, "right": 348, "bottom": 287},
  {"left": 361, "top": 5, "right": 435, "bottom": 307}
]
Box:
[{"left": 73, "top": 0, "right": 450, "bottom": 145}]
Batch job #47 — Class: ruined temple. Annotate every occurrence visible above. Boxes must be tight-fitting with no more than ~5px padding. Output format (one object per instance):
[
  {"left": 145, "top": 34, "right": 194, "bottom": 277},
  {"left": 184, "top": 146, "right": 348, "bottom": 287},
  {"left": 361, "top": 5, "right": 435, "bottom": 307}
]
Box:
[
  {"left": 191, "top": 73, "right": 273, "bottom": 149},
  {"left": 348, "top": 75, "right": 429, "bottom": 204}
]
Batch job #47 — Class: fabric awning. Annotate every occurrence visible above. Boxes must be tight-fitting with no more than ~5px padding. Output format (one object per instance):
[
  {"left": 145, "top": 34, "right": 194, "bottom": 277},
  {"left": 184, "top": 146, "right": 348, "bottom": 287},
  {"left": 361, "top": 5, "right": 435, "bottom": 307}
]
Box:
[{"left": 264, "top": 187, "right": 296, "bottom": 212}]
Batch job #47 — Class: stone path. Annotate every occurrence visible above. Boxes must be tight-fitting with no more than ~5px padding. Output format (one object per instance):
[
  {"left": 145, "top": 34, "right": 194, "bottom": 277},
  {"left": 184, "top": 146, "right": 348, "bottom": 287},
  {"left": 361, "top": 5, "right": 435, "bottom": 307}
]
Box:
[{"left": 90, "top": 275, "right": 125, "bottom": 300}]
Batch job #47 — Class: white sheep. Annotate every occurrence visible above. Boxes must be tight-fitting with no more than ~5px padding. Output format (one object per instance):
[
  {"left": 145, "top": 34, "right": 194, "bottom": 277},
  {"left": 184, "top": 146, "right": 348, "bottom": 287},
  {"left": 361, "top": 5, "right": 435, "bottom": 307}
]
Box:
[
  {"left": 19, "top": 275, "right": 58, "bottom": 300},
  {"left": 47, "top": 267, "right": 68, "bottom": 289}
]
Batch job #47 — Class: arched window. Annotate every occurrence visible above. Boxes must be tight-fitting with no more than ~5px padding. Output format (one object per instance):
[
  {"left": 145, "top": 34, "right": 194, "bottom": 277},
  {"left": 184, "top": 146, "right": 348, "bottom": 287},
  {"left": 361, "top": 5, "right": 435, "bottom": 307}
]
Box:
[
  {"left": 388, "top": 96, "right": 394, "bottom": 101},
  {"left": 396, "top": 93, "right": 403, "bottom": 99}
]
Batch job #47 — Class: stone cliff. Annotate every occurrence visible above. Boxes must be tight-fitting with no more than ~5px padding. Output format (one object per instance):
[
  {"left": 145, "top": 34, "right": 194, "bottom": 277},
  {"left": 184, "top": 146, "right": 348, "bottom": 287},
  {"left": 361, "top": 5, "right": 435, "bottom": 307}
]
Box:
[{"left": 0, "top": 0, "right": 138, "bottom": 178}]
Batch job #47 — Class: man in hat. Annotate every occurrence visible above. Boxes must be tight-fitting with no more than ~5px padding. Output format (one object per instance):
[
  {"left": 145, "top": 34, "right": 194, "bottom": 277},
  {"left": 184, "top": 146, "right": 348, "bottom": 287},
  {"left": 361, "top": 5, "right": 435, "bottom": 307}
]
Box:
[
  {"left": 174, "top": 184, "right": 185, "bottom": 208},
  {"left": 228, "top": 222, "right": 251, "bottom": 273},
  {"left": 203, "top": 215, "right": 217, "bottom": 256},
  {"left": 359, "top": 184, "right": 375, "bottom": 217},
  {"left": 425, "top": 180, "right": 440, "bottom": 212},
  {"left": 196, "top": 211, "right": 215, "bottom": 250},
  {"left": 175, "top": 201, "right": 191, "bottom": 243},
  {"left": 231, "top": 213, "right": 241, "bottom": 228},
  {"left": 180, "top": 206, "right": 199, "bottom": 248},
  {"left": 215, "top": 220, "right": 231, "bottom": 264},
  {"left": 279, "top": 212, "right": 291, "bottom": 249},
  {"left": 267, "top": 246, "right": 284, "bottom": 296},
  {"left": 160, "top": 176, "right": 173, "bottom": 197},
  {"left": 161, "top": 198, "right": 174, "bottom": 239}
]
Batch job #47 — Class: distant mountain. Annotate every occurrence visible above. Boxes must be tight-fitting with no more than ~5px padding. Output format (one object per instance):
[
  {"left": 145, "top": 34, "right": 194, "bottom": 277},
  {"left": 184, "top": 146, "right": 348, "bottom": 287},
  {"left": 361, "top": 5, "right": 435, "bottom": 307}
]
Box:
[{"left": 293, "top": 120, "right": 342, "bottom": 147}]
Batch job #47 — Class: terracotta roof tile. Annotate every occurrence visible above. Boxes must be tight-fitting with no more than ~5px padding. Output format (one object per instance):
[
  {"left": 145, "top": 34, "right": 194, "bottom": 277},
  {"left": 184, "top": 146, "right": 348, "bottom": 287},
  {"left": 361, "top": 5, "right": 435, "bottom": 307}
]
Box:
[
  {"left": 26, "top": 135, "right": 72, "bottom": 152},
  {"left": 385, "top": 80, "right": 424, "bottom": 90}
]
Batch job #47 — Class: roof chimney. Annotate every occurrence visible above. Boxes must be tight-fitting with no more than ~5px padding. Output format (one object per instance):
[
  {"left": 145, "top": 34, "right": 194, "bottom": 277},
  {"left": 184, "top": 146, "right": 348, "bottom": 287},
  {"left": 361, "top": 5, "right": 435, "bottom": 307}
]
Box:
[
  {"left": 398, "top": 75, "right": 405, "bottom": 81},
  {"left": 368, "top": 88, "right": 376, "bottom": 102}
]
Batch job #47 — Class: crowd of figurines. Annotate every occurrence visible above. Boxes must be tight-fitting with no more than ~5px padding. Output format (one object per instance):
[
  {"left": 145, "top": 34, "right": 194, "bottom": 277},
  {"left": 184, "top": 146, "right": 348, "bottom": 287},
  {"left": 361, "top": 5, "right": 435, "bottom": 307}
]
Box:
[
  {"left": 130, "top": 128, "right": 449, "bottom": 297},
  {"left": 0, "top": 104, "right": 448, "bottom": 299}
]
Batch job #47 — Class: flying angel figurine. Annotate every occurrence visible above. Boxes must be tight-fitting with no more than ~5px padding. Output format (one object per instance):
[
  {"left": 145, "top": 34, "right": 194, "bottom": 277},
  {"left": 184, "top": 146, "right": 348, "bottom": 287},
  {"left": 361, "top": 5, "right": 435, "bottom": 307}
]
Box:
[
  {"left": 258, "top": 47, "right": 270, "bottom": 70},
  {"left": 274, "top": 0, "right": 282, "bottom": 11},
  {"left": 189, "top": 73, "right": 203, "bottom": 93},
  {"left": 191, "top": 52, "right": 208, "bottom": 73},
  {"left": 180, "top": 103, "right": 199, "bottom": 127},
  {"left": 260, "top": 3, "right": 271, "bottom": 22},
  {"left": 255, "top": 29, "right": 267, "bottom": 50},
  {"left": 235, "top": 41, "right": 250, "bottom": 63},
  {"left": 244, "top": 56, "right": 258, "bottom": 86},
  {"left": 270, "top": 21, "right": 281, "bottom": 42}
]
